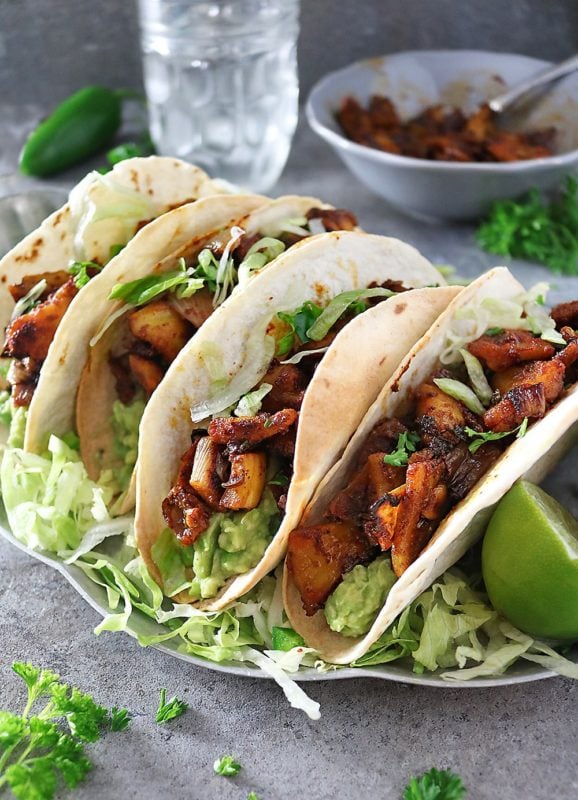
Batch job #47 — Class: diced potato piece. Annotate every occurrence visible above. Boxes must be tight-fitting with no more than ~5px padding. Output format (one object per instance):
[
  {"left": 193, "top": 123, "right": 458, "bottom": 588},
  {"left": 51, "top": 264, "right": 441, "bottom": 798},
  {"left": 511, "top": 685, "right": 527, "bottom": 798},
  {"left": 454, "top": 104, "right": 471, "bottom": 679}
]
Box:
[
  {"left": 189, "top": 436, "right": 224, "bottom": 510},
  {"left": 366, "top": 453, "right": 405, "bottom": 504},
  {"left": 415, "top": 382, "right": 467, "bottom": 440},
  {"left": 128, "top": 300, "right": 191, "bottom": 363},
  {"left": 286, "top": 521, "right": 374, "bottom": 615},
  {"left": 391, "top": 457, "right": 445, "bottom": 577},
  {"left": 220, "top": 452, "right": 267, "bottom": 511},
  {"left": 128, "top": 354, "right": 164, "bottom": 396},
  {"left": 368, "top": 484, "right": 405, "bottom": 550}
]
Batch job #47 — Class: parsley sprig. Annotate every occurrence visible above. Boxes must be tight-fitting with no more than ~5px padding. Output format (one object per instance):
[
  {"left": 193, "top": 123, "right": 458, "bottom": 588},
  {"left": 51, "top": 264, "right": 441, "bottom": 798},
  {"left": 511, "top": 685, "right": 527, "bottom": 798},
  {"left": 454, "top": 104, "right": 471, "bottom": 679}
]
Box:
[
  {"left": 213, "top": 754, "right": 242, "bottom": 777},
  {"left": 476, "top": 176, "right": 578, "bottom": 275},
  {"left": 155, "top": 688, "right": 188, "bottom": 724},
  {"left": 0, "top": 662, "right": 129, "bottom": 800},
  {"left": 403, "top": 767, "right": 466, "bottom": 800},
  {"left": 464, "top": 418, "right": 528, "bottom": 454},
  {"left": 383, "top": 431, "right": 421, "bottom": 467}
]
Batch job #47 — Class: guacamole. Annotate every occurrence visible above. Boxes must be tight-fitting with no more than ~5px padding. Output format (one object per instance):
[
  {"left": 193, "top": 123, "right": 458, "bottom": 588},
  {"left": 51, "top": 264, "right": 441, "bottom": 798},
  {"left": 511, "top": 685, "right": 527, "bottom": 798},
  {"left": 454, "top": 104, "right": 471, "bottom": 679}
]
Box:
[
  {"left": 151, "top": 489, "right": 280, "bottom": 599},
  {"left": 325, "top": 556, "right": 397, "bottom": 637}
]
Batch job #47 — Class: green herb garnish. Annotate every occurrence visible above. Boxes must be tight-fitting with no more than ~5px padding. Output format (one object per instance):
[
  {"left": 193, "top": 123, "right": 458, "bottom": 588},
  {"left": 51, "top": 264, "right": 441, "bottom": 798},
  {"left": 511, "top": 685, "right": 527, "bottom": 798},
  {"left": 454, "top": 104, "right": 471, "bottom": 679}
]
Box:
[
  {"left": 109, "top": 258, "right": 204, "bottom": 306},
  {"left": 464, "top": 418, "right": 528, "bottom": 453},
  {"left": 213, "top": 755, "right": 241, "bottom": 777},
  {"left": 276, "top": 302, "right": 323, "bottom": 356},
  {"left": 476, "top": 176, "right": 578, "bottom": 275},
  {"left": 485, "top": 327, "right": 504, "bottom": 336},
  {"left": 155, "top": 688, "right": 188, "bottom": 724},
  {"left": 403, "top": 767, "right": 467, "bottom": 800},
  {"left": 247, "top": 793, "right": 260, "bottom": 800},
  {"left": 0, "top": 662, "right": 129, "bottom": 800},
  {"left": 69, "top": 260, "right": 102, "bottom": 289},
  {"left": 383, "top": 431, "right": 420, "bottom": 467}
]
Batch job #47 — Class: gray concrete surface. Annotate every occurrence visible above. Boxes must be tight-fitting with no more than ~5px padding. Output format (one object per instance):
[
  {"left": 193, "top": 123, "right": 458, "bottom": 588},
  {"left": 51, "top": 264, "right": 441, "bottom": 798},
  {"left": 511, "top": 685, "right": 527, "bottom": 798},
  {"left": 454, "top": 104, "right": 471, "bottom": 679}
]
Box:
[{"left": 1, "top": 4, "right": 578, "bottom": 797}]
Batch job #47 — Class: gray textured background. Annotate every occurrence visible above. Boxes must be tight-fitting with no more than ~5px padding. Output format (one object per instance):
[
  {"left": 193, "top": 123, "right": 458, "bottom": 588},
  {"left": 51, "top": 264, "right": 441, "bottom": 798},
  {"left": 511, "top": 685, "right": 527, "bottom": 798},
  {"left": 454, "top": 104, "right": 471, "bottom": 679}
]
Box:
[
  {"left": 1, "top": 0, "right": 578, "bottom": 106},
  {"left": 1, "top": 2, "right": 578, "bottom": 799}
]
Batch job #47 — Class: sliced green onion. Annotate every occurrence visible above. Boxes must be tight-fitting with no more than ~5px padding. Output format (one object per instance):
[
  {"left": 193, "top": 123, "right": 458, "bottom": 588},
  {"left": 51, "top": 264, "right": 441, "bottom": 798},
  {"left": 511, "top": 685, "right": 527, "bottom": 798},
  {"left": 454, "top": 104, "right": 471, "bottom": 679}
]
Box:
[
  {"left": 459, "top": 349, "right": 493, "bottom": 407},
  {"left": 433, "top": 377, "right": 485, "bottom": 416},
  {"left": 306, "top": 288, "right": 395, "bottom": 341}
]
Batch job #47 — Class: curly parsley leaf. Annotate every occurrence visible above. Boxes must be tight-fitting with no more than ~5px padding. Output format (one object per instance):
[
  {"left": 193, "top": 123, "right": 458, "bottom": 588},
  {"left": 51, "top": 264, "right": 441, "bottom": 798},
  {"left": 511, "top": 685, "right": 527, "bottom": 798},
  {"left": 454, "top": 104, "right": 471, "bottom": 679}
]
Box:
[
  {"left": 213, "top": 754, "right": 242, "bottom": 777},
  {"left": 476, "top": 176, "right": 578, "bottom": 275},
  {"left": 155, "top": 688, "right": 188, "bottom": 725},
  {"left": 403, "top": 767, "right": 467, "bottom": 800},
  {"left": 0, "top": 662, "right": 129, "bottom": 800},
  {"left": 465, "top": 417, "right": 528, "bottom": 454},
  {"left": 383, "top": 431, "right": 421, "bottom": 466}
]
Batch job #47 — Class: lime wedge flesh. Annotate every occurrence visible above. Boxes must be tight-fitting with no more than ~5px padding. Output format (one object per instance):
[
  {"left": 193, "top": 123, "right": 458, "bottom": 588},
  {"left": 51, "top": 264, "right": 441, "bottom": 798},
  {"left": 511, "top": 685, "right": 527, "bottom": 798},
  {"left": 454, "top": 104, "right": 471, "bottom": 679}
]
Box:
[{"left": 482, "top": 480, "right": 578, "bottom": 640}]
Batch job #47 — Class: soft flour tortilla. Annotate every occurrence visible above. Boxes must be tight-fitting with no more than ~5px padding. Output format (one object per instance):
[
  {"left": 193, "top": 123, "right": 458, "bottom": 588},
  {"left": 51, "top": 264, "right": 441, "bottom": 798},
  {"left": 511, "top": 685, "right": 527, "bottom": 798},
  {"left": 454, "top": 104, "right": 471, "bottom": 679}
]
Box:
[
  {"left": 24, "top": 194, "right": 267, "bottom": 454},
  {"left": 74, "top": 195, "right": 332, "bottom": 510},
  {"left": 283, "top": 267, "right": 578, "bottom": 664},
  {"left": 134, "top": 230, "right": 455, "bottom": 611},
  {"left": 0, "top": 156, "right": 217, "bottom": 335}
]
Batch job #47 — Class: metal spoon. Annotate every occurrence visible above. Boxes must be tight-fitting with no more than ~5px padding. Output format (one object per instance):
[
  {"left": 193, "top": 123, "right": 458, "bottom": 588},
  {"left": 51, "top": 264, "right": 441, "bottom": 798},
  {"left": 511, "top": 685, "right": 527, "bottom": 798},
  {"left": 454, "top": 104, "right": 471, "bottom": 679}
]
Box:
[{"left": 488, "top": 53, "right": 578, "bottom": 114}]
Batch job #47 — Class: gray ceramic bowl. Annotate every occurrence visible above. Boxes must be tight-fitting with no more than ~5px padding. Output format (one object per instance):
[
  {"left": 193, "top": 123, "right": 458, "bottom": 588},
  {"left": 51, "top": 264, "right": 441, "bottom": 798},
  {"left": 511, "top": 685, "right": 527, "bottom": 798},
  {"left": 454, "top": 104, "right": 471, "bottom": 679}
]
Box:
[{"left": 306, "top": 50, "right": 578, "bottom": 221}]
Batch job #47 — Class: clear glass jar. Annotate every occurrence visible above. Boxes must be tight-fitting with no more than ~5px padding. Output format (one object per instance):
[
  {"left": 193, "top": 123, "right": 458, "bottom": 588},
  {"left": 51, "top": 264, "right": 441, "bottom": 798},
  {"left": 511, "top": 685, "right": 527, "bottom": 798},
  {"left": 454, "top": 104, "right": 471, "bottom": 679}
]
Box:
[{"left": 137, "top": 0, "right": 300, "bottom": 192}]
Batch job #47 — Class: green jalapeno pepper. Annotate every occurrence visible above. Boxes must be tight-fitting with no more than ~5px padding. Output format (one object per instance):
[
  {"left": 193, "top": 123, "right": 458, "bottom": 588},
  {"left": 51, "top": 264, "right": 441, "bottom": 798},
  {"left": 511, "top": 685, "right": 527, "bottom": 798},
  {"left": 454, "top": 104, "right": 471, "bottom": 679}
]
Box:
[{"left": 19, "top": 86, "right": 122, "bottom": 177}]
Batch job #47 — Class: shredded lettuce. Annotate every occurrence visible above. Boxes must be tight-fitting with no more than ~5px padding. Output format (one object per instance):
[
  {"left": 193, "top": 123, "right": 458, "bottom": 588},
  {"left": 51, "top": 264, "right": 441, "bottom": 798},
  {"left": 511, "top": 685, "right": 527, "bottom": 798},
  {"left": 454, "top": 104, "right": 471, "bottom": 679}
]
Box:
[
  {"left": 441, "top": 283, "right": 565, "bottom": 364},
  {"left": 433, "top": 377, "right": 485, "bottom": 415},
  {"left": 109, "top": 259, "right": 204, "bottom": 306},
  {"left": 0, "top": 434, "right": 127, "bottom": 554},
  {"left": 459, "top": 348, "right": 493, "bottom": 407},
  {"left": 237, "top": 237, "right": 286, "bottom": 287},
  {"left": 234, "top": 383, "right": 272, "bottom": 417},
  {"left": 306, "top": 288, "right": 395, "bottom": 341},
  {"left": 10, "top": 279, "right": 47, "bottom": 321},
  {"left": 68, "top": 171, "right": 160, "bottom": 262},
  {"left": 106, "top": 397, "right": 146, "bottom": 495}
]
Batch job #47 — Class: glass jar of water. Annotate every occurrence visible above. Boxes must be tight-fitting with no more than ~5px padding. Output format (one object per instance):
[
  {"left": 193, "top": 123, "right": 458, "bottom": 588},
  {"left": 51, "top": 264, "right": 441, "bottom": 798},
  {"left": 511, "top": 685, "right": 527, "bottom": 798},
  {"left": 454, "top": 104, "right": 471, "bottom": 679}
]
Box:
[{"left": 137, "top": 0, "right": 300, "bottom": 192}]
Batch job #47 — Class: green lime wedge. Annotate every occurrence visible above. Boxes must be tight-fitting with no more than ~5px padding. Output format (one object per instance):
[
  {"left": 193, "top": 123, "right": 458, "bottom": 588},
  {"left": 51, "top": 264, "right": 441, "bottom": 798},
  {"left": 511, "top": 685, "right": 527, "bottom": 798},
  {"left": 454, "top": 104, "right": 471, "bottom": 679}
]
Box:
[{"left": 482, "top": 481, "right": 578, "bottom": 640}]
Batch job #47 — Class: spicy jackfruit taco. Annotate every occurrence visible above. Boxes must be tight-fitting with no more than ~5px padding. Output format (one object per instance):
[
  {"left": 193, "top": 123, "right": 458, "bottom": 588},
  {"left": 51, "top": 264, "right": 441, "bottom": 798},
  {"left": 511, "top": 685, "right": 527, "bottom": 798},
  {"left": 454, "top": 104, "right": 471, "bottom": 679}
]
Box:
[
  {"left": 133, "top": 230, "right": 456, "bottom": 611},
  {"left": 283, "top": 267, "right": 578, "bottom": 664}
]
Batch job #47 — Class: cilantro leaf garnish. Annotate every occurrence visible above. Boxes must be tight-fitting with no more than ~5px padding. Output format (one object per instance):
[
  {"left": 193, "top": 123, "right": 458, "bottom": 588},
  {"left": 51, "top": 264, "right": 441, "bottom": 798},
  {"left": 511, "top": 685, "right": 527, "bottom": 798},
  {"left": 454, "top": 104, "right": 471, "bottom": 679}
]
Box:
[
  {"left": 68, "top": 260, "right": 102, "bottom": 289},
  {"left": 476, "top": 176, "right": 578, "bottom": 275},
  {"left": 383, "top": 431, "right": 421, "bottom": 466},
  {"left": 276, "top": 302, "right": 323, "bottom": 356},
  {"left": 403, "top": 767, "right": 467, "bottom": 800},
  {"left": 213, "top": 755, "right": 242, "bottom": 777},
  {"left": 247, "top": 793, "right": 260, "bottom": 800},
  {"left": 0, "top": 662, "right": 129, "bottom": 800},
  {"left": 464, "top": 418, "right": 528, "bottom": 453},
  {"left": 155, "top": 688, "right": 188, "bottom": 724},
  {"left": 484, "top": 327, "right": 504, "bottom": 337}
]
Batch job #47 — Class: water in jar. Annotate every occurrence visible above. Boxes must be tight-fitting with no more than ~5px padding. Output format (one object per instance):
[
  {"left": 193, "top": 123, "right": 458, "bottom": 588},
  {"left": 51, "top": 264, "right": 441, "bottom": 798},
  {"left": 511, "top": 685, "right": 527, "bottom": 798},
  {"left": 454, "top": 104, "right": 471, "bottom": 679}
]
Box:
[{"left": 139, "top": 0, "right": 300, "bottom": 192}]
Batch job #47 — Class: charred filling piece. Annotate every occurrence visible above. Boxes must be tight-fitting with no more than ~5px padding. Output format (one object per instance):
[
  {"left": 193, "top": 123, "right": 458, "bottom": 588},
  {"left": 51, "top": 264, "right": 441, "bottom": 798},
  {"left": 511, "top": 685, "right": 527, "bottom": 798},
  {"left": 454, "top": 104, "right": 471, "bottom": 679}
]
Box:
[
  {"left": 336, "top": 95, "right": 555, "bottom": 163},
  {"left": 161, "top": 279, "right": 405, "bottom": 568},
  {"left": 287, "top": 309, "right": 578, "bottom": 619},
  {"left": 2, "top": 271, "right": 91, "bottom": 406},
  {"left": 108, "top": 207, "right": 358, "bottom": 404}
]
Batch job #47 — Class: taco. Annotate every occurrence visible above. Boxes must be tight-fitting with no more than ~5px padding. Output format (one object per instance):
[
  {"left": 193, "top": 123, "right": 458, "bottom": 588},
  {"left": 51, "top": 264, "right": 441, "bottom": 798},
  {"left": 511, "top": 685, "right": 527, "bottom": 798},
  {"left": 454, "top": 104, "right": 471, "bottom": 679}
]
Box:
[
  {"left": 283, "top": 267, "right": 578, "bottom": 664},
  {"left": 24, "top": 194, "right": 360, "bottom": 510},
  {"left": 134, "top": 230, "right": 456, "bottom": 610},
  {"left": 0, "top": 156, "right": 218, "bottom": 413}
]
